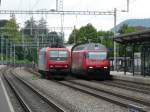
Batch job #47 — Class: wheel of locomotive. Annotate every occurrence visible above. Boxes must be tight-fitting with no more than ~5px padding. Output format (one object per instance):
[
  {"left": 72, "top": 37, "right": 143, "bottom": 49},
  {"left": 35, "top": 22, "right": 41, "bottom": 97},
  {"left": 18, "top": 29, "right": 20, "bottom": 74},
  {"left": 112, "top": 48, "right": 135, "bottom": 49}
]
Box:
[
  {"left": 40, "top": 71, "right": 46, "bottom": 79},
  {"left": 86, "top": 75, "right": 92, "bottom": 80},
  {"left": 57, "top": 72, "right": 65, "bottom": 80},
  {"left": 96, "top": 72, "right": 105, "bottom": 81},
  {"left": 74, "top": 74, "right": 85, "bottom": 79},
  {"left": 45, "top": 71, "right": 50, "bottom": 79},
  {"left": 105, "top": 70, "right": 110, "bottom": 80}
]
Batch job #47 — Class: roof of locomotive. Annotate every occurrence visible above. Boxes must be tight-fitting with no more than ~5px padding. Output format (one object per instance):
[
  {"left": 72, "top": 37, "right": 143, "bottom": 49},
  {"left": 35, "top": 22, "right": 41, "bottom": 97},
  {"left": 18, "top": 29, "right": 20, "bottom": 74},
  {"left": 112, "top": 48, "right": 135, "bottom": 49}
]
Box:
[
  {"left": 65, "top": 44, "right": 75, "bottom": 51},
  {"left": 39, "top": 47, "right": 69, "bottom": 52},
  {"left": 46, "top": 47, "right": 68, "bottom": 50},
  {"left": 73, "top": 43, "right": 107, "bottom": 51}
]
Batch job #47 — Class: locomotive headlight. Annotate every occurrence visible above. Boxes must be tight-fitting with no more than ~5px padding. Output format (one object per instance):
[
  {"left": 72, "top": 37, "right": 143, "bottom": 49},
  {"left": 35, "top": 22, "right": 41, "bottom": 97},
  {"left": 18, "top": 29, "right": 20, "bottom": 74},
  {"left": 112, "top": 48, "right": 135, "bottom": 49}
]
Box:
[
  {"left": 50, "top": 65, "right": 53, "bottom": 68},
  {"left": 89, "top": 66, "right": 93, "bottom": 68},
  {"left": 104, "top": 67, "right": 108, "bottom": 69},
  {"left": 64, "top": 65, "right": 68, "bottom": 68}
]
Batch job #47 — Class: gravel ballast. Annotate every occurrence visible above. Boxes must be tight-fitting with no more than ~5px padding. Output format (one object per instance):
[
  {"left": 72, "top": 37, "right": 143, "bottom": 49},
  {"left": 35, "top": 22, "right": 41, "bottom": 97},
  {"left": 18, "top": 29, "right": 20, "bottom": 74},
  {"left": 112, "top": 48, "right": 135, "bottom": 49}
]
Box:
[
  {"left": 14, "top": 68, "right": 127, "bottom": 112},
  {"left": 71, "top": 79, "right": 150, "bottom": 101}
]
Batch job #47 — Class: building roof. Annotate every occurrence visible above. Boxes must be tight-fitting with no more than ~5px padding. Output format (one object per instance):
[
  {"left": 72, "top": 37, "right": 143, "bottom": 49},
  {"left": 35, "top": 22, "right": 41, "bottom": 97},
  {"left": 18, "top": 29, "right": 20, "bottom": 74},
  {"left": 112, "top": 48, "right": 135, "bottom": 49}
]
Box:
[{"left": 114, "top": 29, "right": 150, "bottom": 44}]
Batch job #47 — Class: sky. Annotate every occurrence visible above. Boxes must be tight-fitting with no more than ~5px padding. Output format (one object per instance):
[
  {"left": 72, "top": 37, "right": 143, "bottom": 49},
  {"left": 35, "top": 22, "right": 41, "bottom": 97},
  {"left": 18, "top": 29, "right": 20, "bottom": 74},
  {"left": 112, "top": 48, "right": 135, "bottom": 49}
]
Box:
[{"left": 0, "top": 0, "right": 149, "bottom": 41}]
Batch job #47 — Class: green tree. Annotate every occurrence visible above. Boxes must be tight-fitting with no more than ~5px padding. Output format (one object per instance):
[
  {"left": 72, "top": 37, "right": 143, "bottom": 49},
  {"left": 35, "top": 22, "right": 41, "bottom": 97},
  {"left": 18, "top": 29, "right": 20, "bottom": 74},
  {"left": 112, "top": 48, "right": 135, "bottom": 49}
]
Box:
[
  {"left": 68, "top": 28, "right": 79, "bottom": 44},
  {"left": 68, "top": 24, "right": 114, "bottom": 46},
  {"left": 1, "top": 16, "right": 24, "bottom": 61},
  {"left": 118, "top": 24, "right": 137, "bottom": 34},
  {"left": 78, "top": 23, "right": 97, "bottom": 43},
  {"left": 118, "top": 24, "right": 137, "bottom": 56},
  {"left": 37, "top": 17, "right": 49, "bottom": 47},
  {"left": 3, "top": 15, "right": 21, "bottom": 43},
  {"left": 97, "top": 31, "right": 113, "bottom": 44},
  {"left": 68, "top": 23, "right": 97, "bottom": 44},
  {"left": 97, "top": 31, "right": 114, "bottom": 57},
  {"left": 37, "top": 17, "right": 49, "bottom": 35},
  {"left": 0, "top": 20, "right": 9, "bottom": 38},
  {"left": 23, "top": 17, "right": 38, "bottom": 37}
]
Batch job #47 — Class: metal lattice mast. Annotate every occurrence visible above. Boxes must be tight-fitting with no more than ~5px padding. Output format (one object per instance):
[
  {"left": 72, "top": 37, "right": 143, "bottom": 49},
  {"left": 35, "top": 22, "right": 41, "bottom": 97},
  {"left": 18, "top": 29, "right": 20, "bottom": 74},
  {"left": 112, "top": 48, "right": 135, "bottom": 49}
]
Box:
[
  {"left": 57, "top": 0, "right": 64, "bottom": 45},
  {"left": 56, "top": 0, "right": 63, "bottom": 11},
  {"left": 59, "top": 0, "right": 63, "bottom": 11}
]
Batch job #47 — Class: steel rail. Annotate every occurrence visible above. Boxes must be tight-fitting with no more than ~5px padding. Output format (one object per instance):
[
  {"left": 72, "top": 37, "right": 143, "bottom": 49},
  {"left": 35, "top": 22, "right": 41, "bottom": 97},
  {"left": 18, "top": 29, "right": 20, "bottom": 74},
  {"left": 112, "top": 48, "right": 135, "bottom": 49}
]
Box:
[
  {"left": 4, "top": 68, "right": 66, "bottom": 112},
  {"left": 3, "top": 72, "right": 32, "bottom": 112},
  {"left": 94, "top": 80, "right": 150, "bottom": 95},
  {"left": 67, "top": 80, "right": 150, "bottom": 106},
  {"left": 115, "top": 79, "right": 150, "bottom": 87},
  {"left": 55, "top": 80, "right": 148, "bottom": 112},
  {"left": 11, "top": 70, "right": 66, "bottom": 112}
]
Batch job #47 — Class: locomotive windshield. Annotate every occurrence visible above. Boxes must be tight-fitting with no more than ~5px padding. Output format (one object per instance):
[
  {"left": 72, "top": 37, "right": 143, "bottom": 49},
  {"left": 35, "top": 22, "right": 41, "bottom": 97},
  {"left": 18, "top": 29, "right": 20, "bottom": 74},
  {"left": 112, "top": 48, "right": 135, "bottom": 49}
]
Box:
[
  {"left": 86, "top": 52, "right": 107, "bottom": 60},
  {"left": 49, "top": 50, "right": 68, "bottom": 61}
]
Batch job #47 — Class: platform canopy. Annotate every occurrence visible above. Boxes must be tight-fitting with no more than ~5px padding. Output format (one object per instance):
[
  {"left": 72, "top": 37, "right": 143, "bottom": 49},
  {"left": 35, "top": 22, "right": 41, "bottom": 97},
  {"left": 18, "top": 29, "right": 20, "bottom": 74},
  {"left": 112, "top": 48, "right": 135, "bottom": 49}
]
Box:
[{"left": 114, "top": 29, "right": 150, "bottom": 44}]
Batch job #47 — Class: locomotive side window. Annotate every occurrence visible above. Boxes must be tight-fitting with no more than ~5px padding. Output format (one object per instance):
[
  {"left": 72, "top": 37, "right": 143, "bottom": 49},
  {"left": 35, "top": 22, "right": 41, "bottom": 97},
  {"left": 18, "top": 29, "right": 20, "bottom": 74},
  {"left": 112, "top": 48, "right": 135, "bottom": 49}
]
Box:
[
  {"left": 39, "top": 51, "right": 45, "bottom": 65},
  {"left": 49, "top": 50, "right": 68, "bottom": 61},
  {"left": 86, "top": 52, "right": 107, "bottom": 60}
]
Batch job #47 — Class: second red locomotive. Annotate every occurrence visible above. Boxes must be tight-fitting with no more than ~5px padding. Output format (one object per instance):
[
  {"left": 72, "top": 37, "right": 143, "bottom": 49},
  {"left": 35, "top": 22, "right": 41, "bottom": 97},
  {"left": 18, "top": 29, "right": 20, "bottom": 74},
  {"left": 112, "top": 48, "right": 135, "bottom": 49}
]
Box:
[{"left": 71, "top": 43, "right": 110, "bottom": 79}]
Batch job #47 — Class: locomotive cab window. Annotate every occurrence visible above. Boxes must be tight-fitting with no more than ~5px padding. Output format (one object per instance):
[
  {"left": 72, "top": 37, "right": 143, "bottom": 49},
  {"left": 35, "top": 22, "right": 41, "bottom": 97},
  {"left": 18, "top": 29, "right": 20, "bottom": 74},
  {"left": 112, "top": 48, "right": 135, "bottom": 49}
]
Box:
[
  {"left": 86, "top": 52, "right": 107, "bottom": 60},
  {"left": 49, "top": 50, "right": 68, "bottom": 61}
]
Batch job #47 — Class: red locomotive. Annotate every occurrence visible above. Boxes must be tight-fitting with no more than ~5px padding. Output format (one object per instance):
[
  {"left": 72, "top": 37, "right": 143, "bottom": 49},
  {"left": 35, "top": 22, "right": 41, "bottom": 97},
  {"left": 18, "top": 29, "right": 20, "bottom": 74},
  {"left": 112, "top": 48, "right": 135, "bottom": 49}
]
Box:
[
  {"left": 71, "top": 43, "right": 110, "bottom": 79},
  {"left": 38, "top": 47, "right": 70, "bottom": 79}
]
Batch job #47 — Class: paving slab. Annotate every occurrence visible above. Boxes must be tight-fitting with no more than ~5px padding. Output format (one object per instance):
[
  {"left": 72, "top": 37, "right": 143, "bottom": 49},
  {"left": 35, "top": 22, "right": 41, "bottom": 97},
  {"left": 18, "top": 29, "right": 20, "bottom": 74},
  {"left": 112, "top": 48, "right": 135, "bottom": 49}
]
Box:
[{"left": 111, "top": 71, "right": 150, "bottom": 85}]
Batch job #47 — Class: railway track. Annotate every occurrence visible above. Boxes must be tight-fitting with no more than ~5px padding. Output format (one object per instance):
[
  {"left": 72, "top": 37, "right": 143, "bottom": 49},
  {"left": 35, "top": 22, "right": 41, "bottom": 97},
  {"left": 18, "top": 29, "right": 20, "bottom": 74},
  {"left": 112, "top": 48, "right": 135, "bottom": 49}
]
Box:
[
  {"left": 55, "top": 80, "right": 149, "bottom": 112},
  {"left": 20, "top": 68, "right": 150, "bottom": 111},
  {"left": 111, "top": 79, "right": 150, "bottom": 90},
  {"left": 23, "top": 67, "right": 150, "bottom": 93},
  {"left": 3, "top": 68, "right": 65, "bottom": 112},
  {"left": 93, "top": 80, "right": 150, "bottom": 95},
  {"left": 114, "top": 79, "right": 150, "bottom": 87}
]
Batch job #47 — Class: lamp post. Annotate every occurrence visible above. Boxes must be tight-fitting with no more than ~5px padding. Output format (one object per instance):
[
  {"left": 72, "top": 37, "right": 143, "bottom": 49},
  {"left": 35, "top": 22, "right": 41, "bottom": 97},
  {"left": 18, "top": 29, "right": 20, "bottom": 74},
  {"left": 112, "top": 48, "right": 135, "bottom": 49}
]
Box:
[
  {"left": 5, "top": 39, "right": 7, "bottom": 64},
  {"left": 113, "top": 8, "right": 117, "bottom": 70},
  {"left": 13, "top": 44, "right": 15, "bottom": 66},
  {"left": 10, "top": 42, "right": 12, "bottom": 64},
  {"left": 1, "top": 35, "right": 3, "bottom": 64}
]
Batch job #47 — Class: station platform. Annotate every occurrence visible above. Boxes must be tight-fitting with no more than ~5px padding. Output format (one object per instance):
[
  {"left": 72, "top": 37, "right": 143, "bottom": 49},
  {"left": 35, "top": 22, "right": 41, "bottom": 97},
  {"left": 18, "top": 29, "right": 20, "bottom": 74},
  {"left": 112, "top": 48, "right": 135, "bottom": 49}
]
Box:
[
  {"left": 0, "top": 65, "right": 14, "bottom": 112},
  {"left": 110, "top": 71, "right": 150, "bottom": 85},
  {"left": 0, "top": 76, "right": 14, "bottom": 112}
]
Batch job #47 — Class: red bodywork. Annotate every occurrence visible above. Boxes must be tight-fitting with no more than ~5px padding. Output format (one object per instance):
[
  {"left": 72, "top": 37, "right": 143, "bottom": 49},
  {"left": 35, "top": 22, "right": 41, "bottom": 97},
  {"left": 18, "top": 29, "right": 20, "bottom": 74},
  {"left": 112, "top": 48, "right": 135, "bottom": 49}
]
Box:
[
  {"left": 45, "top": 48, "right": 70, "bottom": 72},
  {"left": 38, "top": 47, "right": 70, "bottom": 78},
  {"left": 84, "top": 50, "right": 110, "bottom": 70},
  {"left": 72, "top": 49, "right": 110, "bottom": 78}
]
